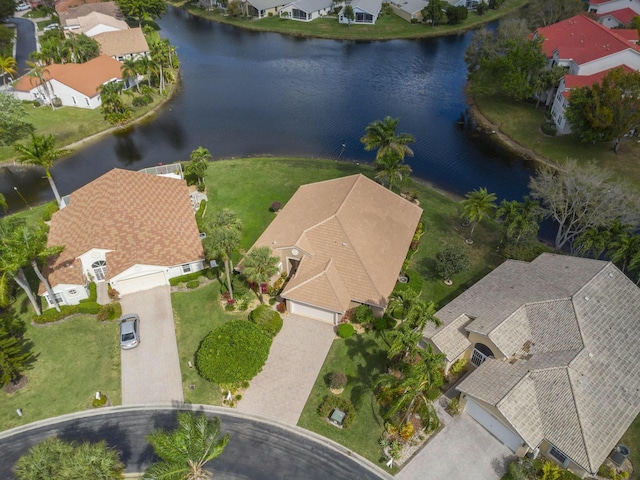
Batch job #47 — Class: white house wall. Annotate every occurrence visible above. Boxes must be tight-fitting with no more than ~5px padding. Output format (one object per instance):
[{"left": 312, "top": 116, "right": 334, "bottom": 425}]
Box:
[
  {"left": 79, "top": 249, "right": 112, "bottom": 281},
  {"left": 588, "top": 0, "right": 640, "bottom": 15},
  {"left": 46, "top": 283, "right": 90, "bottom": 306},
  {"left": 575, "top": 50, "right": 640, "bottom": 76}
]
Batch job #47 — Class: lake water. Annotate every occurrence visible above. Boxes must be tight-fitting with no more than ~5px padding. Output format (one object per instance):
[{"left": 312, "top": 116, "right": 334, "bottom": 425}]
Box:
[{"left": 0, "top": 7, "right": 537, "bottom": 212}]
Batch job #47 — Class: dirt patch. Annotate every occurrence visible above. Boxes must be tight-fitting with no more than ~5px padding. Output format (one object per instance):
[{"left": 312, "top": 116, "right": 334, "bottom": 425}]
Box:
[{"left": 3, "top": 375, "right": 28, "bottom": 394}]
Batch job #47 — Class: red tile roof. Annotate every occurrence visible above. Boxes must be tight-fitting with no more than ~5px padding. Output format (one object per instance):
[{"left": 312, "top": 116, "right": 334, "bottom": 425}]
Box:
[
  {"left": 561, "top": 64, "right": 635, "bottom": 98},
  {"left": 43, "top": 169, "right": 204, "bottom": 291},
  {"left": 536, "top": 14, "right": 640, "bottom": 64},
  {"left": 598, "top": 8, "right": 639, "bottom": 25}
]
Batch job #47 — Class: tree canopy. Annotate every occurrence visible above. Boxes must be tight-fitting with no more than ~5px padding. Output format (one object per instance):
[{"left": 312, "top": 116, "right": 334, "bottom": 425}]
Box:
[
  {"left": 0, "top": 94, "right": 35, "bottom": 146},
  {"left": 0, "top": 0, "right": 14, "bottom": 23},
  {"left": 117, "top": 0, "right": 166, "bottom": 23},
  {"left": 525, "top": 0, "right": 583, "bottom": 28}
]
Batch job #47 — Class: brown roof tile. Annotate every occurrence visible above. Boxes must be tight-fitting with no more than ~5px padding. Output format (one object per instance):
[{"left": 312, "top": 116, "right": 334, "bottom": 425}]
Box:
[{"left": 93, "top": 28, "right": 149, "bottom": 57}]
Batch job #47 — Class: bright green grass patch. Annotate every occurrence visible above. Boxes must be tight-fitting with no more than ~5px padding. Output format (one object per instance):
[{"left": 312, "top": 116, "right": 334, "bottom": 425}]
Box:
[
  {"left": 172, "top": 281, "right": 246, "bottom": 405},
  {"left": 0, "top": 311, "right": 121, "bottom": 432},
  {"left": 297, "top": 332, "right": 391, "bottom": 469},
  {"left": 620, "top": 415, "right": 640, "bottom": 479},
  {"left": 23, "top": 8, "right": 49, "bottom": 19},
  {"left": 171, "top": 0, "right": 526, "bottom": 40},
  {"left": 473, "top": 94, "right": 640, "bottom": 189}
]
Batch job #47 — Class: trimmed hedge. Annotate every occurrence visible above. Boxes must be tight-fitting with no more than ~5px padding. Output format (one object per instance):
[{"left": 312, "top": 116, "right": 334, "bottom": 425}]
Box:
[
  {"left": 318, "top": 394, "right": 355, "bottom": 428},
  {"left": 33, "top": 305, "right": 78, "bottom": 324},
  {"left": 249, "top": 304, "right": 283, "bottom": 337},
  {"left": 169, "top": 271, "right": 203, "bottom": 286},
  {"left": 79, "top": 282, "right": 97, "bottom": 303},
  {"left": 196, "top": 320, "right": 271, "bottom": 385},
  {"left": 186, "top": 280, "right": 200, "bottom": 289},
  {"left": 77, "top": 302, "right": 101, "bottom": 314},
  {"left": 336, "top": 323, "right": 355, "bottom": 338}
]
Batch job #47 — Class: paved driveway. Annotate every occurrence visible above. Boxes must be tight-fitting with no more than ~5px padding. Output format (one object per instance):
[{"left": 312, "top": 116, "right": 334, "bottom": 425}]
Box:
[
  {"left": 120, "top": 286, "right": 184, "bottom": 404},
  {"left": 238, "top": 314, "right": 335, "bottom": 424},
  {"left": 397, "top": 412, "right": 515, "bottom": 480}
]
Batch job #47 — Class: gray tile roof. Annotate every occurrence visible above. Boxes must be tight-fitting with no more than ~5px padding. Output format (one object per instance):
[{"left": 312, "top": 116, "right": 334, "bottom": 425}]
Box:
[
  {"left": 246, "top": 0, "right": 290, "bottom": 10},
  {"left": 451, "top": 256, "right": 640, "bottom": 475},
  {"left": 392, "top": 0, "right": 428, "bottom": 15},
  {"left": 289, "top": 0, "right": 332, "bottom": 12},
  {"left": 349, "top": 0, "right": 382, "bottom": 15}
]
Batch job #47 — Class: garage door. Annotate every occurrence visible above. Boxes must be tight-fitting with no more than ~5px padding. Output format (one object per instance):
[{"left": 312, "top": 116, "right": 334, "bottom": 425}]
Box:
[
  {"left": 289, "top": 301, "right": 336, "bottom": 324},
  {"left": 465, "top": 398, "right": 524, "bottom": 452},
  {"left": 117, "top": 271, "right": 168, "bottom": 296}
]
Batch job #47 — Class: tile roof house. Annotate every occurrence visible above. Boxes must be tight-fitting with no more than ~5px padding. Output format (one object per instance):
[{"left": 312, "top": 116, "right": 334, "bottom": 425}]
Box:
[
  {"left": 422, "top": 253, "right": 640, "bottom": 478},
  {"left": 93, "top": 28, "right": 150, "bottom": 61},
  {"left": 279, "top": 0, "right": 333, "bottom": 22},
  {"left": 64, "top": 11, "right": 129, "bottom": 37},
  {"left": 587, "top": 0, "right": 640, "bottom": 28},
  {"left": 59, "top": 1, "right": 124, "bottom": 28},
  {"left": 247, "top": 174, "right": 422, "bottom": 324},
  {"left": 40, "top": 169, "right": 205, "bottom": 307},
  {"left": 12, "top": 55, "right": 124, "bottom": 109},
  {"left": 241, "top": 0, "right": 290, "bottom": 18},
  {"left": 338, "top": 0, "right": 382, "bottom": 24}
]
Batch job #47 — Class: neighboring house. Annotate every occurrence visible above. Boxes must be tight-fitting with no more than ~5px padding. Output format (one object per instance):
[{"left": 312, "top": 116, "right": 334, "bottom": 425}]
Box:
[
  {"left": 339, "top": 0, "right": 382, "bottom": 24},
  {"left": 59, "top": 1, "right": 124, "bottom": 31},
  {"left": 550, "top": 65, "right": 634, "bottom": 134},
  {"left": 54, "top": 0, "right": 103, "bottom": 14},
  {"left": 245, "top": 174, "right": 422, "bottom": 324},
  {"left": 588, "top": 0, "right": 640, "bottom": 27},
  {"left": 93, "top": 28, "right": 150, "bottom": 62},
  {"left": 279, "top": 0, "right": 333, "bottom": 21},
  {"left": 242, "top": 0, "right": 289, "bottom": 18},
  {"left": 389, "top": 0, "right": 427, "bottom": 23},
  {"left": 64, "top": 11, "right": 129, "bottom": 37},
  {"left": 40, "top": 168, "right": 205, "bottom": 307},
  {"left": 12, "top": 55, "right": 125, "bottom": 109},
  {"left": 422, "top": 253, "right": 640, "bottom": 478}
]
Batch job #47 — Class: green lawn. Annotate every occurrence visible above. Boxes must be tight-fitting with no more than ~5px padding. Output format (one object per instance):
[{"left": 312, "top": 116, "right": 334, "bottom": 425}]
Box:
[
  {"left": 621, "top": 416, "right": 640, "bottom": 479},
  {"left": 0, "top": 305, "right": 121, "bottom": 432},
  {"left": 23, "top": 8, "right": 50, "bottom": 19},
  {"left": 171, "top": 0, "right": 526, "bottom": 40},
  {"left": 297, "top": 331, "right": 392, "bottom": 470},
  {"left": 473, "top": 94, "right": 640, "bottom": 189}
]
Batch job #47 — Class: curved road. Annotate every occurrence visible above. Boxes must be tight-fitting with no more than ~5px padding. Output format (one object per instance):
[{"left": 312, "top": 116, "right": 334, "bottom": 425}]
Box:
[
  {"left": 0, "top": 405, "right": 391, "bottom": 480},
  {"left": 5, "top": 16, "right": 36, "bottom": 75}
]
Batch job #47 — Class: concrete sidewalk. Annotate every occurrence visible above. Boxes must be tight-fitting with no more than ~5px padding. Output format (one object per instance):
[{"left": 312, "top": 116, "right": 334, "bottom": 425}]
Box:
[
  {"left": 120, "top": 286, "right": 184, "bottom": 405},
  {"left": 238, "top": 314, "right": 335, "bottom": 425}
]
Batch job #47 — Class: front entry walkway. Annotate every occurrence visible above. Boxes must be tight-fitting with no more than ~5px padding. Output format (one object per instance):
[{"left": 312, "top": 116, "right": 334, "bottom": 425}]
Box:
[
  {"left": 120, "top": 286, "right": 184, "bottom": 405},
  {"left": 237, "top": 314, "right": 335, "bottom": 425}
]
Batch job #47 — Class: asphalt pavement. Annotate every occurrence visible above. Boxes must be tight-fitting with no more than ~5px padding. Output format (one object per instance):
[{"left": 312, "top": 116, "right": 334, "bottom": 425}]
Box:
[
  {"left": 5, "top": 16, "right": 36, "bottom": 75},
  {"left": 0, "top": 406, "right": 392, "bottom": 480}
]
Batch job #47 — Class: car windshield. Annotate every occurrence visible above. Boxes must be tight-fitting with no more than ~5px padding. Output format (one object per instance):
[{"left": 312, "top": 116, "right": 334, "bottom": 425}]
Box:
[{"left": 121, "top": 332, "right": 135, "bottom": 341}]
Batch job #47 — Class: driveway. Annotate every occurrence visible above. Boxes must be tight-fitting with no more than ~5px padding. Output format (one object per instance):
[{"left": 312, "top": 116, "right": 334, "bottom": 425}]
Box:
[
  {"left": 397, "top": 412, "right": 515, "bottom": 480},
  {"left": 237, "top": 314, "right": 335, "bottom": 425},
  {"left": 120, "top": 286, "right": 184, "bottom": 404}
]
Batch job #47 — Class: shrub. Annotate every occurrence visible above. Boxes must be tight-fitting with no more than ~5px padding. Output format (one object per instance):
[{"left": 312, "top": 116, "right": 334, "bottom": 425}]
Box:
[
  {"left": 447, "top": 396, "right": 460, "bottom": 415},
  {"left": 434, "top": 245, "right": 470, "bottom": 280},
  {"left": 169, "top": 271, "right": 203, "bottom": 286},
  {"left": 33, "top": 305, "right": 77, "bottom": 324},
  {"left": 270, "top": 201, "right": 281, "bottom": 212},
  {"left": 501, "top": 239, "right": 551, "bottom": 262},
  {"left": 42, "top": 202, "right": 59, "bottom": 221},
  {"left": 336, "top": 323, "right": 355, "bottom": 338},
  {"left": 399, "top": 422, "right": 415, "bottom": 440},
  {"left": 449, "top": 358, "right": 467, "bottom": 376},
  {"left": 77, "top": 302, "right": 101, "bottom": 314},
  {"left": 541, "top": 121, "right": 557, "bottom": 136},
  {"left": 132, "top": 94, "right": 153, "bottom": 107},
  {"left": 268, "top": 297, "right": 276, "bottom": 306},
  {"left": 196, "top": 320, "right": 271, "bottom": 385},
  {"left": 352, "top": 304, "right": 373, "bottom": 324},
  {"left": 79, "top": 282, "right": 97, "bottom": 303},
  {"left": 92, "top": 393, "right": 107, "bottom": 408},
  {"left": 249, "top": 304, "right": 283, "bottom": 337},
  {"left": 329, "top": 371, "right": 347, "bottom": 389},
  {"left": 373, "top": 317, "right": 388, "bottom": 331},
  {"left": 230, "top": 275, "right": 249, "bottom": 297},
  {"left": 186, "top": 280, "right": 200, "bottom": 289},
  {"left": 276, "top": 301, "right": 286, "bottom": 314},
  {"left": 97, "top": 302, "right": 121, "bottom": 321},
  {"left": 107, "top": 285, "right": 119, "bottom": 300},
  {"left": 317, "top": 394, "right": 355, "bottom": 428}
]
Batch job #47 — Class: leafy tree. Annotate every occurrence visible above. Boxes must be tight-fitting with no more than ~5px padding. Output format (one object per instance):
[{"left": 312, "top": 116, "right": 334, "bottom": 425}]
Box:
[
  {"left": 0, "top": 310, "right": 33, "bottom": 387},
  {"left": 0, "top": 94, "right": 35, "bottom": 146},
  {"left": 0, "top": 55, "right": 17, "bottom": 86},
  {"left": 361, "top": 116, "right": 415, "bottom": 161},
  {"left": 13, "top": 437, "right": 124, "bottom": 480},
  {"left": 0, "top": 0, "right": 14, "bottom": 23},
  {"left": 144, "top": 412, "right": 229, "bottom": 480},
  {"left": 196, "top": 320, "right": 271, "bottom": 384},
  {"left": 565, "top": 68, "right": 640, "bottom": 154},
  {"left": 227, "top": 0, "right": 243, "bottom": 17},
  {"left": 495, "top": 197, "right": 542, "bottom": 244},
  {"left": 445, "top": 5, "right": 467, "bottom": 24},
  {"left": 529, "top": 160, "right": 640, "bottom": 251},
  {"left": 185, "top": 146, "right": 212, "bottom": 185},
  {"left": 421, "top": 0, "right": 447, "bottom": 25},
  {"left": 574, "top": 228, "right": 610, "bottom": 259},
  {"left": 475, "top": 1, "right": 488, "bottom": 15},
  {"left": 203, "top": 210, "right": 242, "bottom": 300},
  {"left": 434, "top": 245, "right": 470, "bottom": 281},
  {"left": 242, "top": 246, "right": 279, "bottom": 303},
  {"left": 374, "top": 150, "right": 412, "bottom": 192},
  {"left": 116, "top": 0, "right": 166, "bottom": 25},
  {"left": 14, "top": 133, "right": 70, "bottom": 207},
  {"left": 99, "top": 81, "right": 131, "bottom": 125},
  {"left": 607, "top": 232, "right": 640, "bottom": 273},
  {"left": 461, "top": 187, "right": 497, "bottom": 240},
  {"left": 343, "top": 4, "right": 354, "bottom": 26},
  {"left": 526, "top": 0, "right": 583, "bottom": 28},
  {"left": 0, "top": 25, "right": 13, "bottom": 57},
  {"left": 464, "top": 17, "right": 530, "bottom": 73},
  {"left": 532, "top": 65, "right": 566, "bottom": 108},
  {"left": 121, "top": 58, "right": 142, "bottom": 93}
]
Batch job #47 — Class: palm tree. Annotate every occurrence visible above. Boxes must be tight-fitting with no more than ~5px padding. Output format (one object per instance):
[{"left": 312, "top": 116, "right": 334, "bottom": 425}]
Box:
[
  {"left": 242, "top": 246, "right": 279, "bottom": 303},
  {"left": 0, "top": 56, "right": 18, "bottom": 87},
  {"left": 187, "top": 146, "right": 212, "bottom": 185},
  {"left": 121, "top": 58, "right": 141, "bottom": 93},
  {"left": 405, "top": 299, "right": 440, "bottom": 332},
  {"left": 14, "top": 133, "right": 70, "bottom": 207},
  {"left": 608, "top": 232, "right": 640, "bottom": 273},
  {"left": 26, "top": 60, "right": 55, "bottom": 108},
  {"left": 150, "top": 40, "right": 169, "bottom": 93},
  {"left": 495, "top": 197, "right": 542, "bottom": 244},
  {"left": 144, "top": 412, "right": 229, "bottom": 480},
  {"left": 360, "top": 116, "right": 415, "bottom": 161},
  {"left": 461, "top": 187, "right": 497, "bottom": 241},
  {"left": 574, "top": 228, "right": 610, "bottom": 259},
  {"left": 203, "top": 210, "right": 242, "bottom": 300},
  {"left": 99, "top": 81, "right": 130, "bottom": 125},
  {"left": 388, "top": 288, "right": 418, "bottom": 321},
  {"left": 374, "top": 150, "right": 412, "bottom": 192}
]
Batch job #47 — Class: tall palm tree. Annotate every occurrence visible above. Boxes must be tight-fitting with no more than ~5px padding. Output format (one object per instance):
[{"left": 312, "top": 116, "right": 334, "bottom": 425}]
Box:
[
  {"left": 388, "top": 288, "right": 418, "bottom": 321},
  {"left": 26, "top": 60, "right": 55, "bottom": 108},
  {"left": 496, "top": 197, "right": 542, "bottom": 244},
  {"left": 608, "top": 232, "right": 640, "bottom": 273},
  {"left": 144, "top": 412, "right": 229, "bottom": 480},
  {"left": 187, "top": 146, "right": 212, "bottom": 185},
  {"left": 574, "top": 228, "right": 610, "bottom": 259},
  {"left": 360, "top": 116, "right": 415, "bottom": 161},
  {"left": 14, "top": 133, "right": 70, "bottom": 207},
  {"left": 203, "top": 210, "right": 242, "bottom": 300},
  {"left": 121, "top": 58, "right": 141, "bottom": 93},
  {"left": 0, "top": 56, "right": 18, "bottom": 87},
  {"left": 374, "top": 150, "right": 412, "bottom": 192},
  {"left": 242, "top": 246, "right": 279, "bottom": 303},
  {"left": 461, "top": 187, "right": 497, "bottom": 241}
]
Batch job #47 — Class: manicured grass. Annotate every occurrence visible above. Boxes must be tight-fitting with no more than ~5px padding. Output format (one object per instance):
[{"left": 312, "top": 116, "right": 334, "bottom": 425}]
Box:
[
  {"left": 36, "top": 19, "right": 57, "bottom": 31},
  {"left": 621, "top": 416, "right": 640, "bottom": 479},
  {"left": 23, "top": 8, "right": 50, "bottom": 19},
  {"left": 171, "top": 0, "right": 526, "bottom": 40},
  {"left": 172, "top": 281, "right": 246, "bottom": 405},
  {"left": 0, "top": 307, "right": 121, "bottom": 432},
  {"left": 473, "top": 94, "right": 640, "bottom": 189},
  {"left": 297, "top": 331, "right": 391, "bottom": 469}
]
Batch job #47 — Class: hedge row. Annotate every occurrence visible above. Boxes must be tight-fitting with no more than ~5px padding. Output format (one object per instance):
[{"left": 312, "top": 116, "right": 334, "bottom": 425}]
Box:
[
  {"left": 318, "top": 394, "right": 355, "bottom": 429},
  {"left": 33, "top": 301, "right": 122, "bottom": 324}
]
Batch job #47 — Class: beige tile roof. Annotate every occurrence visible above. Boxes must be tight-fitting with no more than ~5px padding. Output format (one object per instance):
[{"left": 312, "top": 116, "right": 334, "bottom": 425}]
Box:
[
  {"left": 74, "top": 11, "right": 129, "bottom": 35},
  {"left": 43, "top": 169, "right": 204, "bottom": 291},
  {"left": 93, "top": 28, "right": 149, "bottom": 57},
  {"left": 59, "top": 1, "right": 122, "bottom": 25},
  {"left": 251, "top": 174, "right": 422, "bottom": 313},
  {"left": 451, "top": 255, "right": 640, "bottom": 475},
  {"left": 429, "top": 313, "right": 472, "bottom": 363},
  {"left": 13, "top": 55, "right": 123, "bottom": 98}
]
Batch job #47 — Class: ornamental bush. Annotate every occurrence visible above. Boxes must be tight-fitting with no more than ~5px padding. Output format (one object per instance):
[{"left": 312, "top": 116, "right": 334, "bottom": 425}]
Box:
[
  {"left": 97, "top": 302, "right": 121, "bottom": 322},
  {"left": 249, "top": 304, "right": 283, "bottom": 337},
  {"left": 352, "top": 304, "right": 373, "bottom": 325},
  {"left": 336, "top": 323, "right": 355, "bottom": 338},
  {"left": 196, "top": 320, "right": 271, "bottom": 385},
  {"left": 434, "top": 245, "right": 470, "bottom": 280},
  {"left": 317, "top": 395, "right": 355, "bottom": 428}
]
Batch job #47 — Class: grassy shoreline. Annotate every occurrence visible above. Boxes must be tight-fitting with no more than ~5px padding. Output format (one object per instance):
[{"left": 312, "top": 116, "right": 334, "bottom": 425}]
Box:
[{"left": 168, "top": 0, "right": 527, "bottom": 41}]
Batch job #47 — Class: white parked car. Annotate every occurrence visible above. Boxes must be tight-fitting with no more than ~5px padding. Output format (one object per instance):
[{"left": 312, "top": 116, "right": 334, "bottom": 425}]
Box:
[
  {"left": 43, "top": 23, "right": 59, "bottom": 32},
  {"left": 16, "top": 3, "right": 30, "bottom": 11}
]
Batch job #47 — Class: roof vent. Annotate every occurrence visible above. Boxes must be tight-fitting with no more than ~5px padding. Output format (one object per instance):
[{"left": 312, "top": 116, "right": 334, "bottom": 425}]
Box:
[
  {"left": 584, "top": 296, "right": 589, "bottom": 301},
  {"left": 342, "top": 242, "right": 347, "bottom": 246},
  {"left": 588, "top": 352, "right": 594, "bottom": 358},
  {"left": 609, "top": 272, "right": 614, "bottom": 278},
  {"left": 272, "top": 240, "right": 277, "bottom": 245}
]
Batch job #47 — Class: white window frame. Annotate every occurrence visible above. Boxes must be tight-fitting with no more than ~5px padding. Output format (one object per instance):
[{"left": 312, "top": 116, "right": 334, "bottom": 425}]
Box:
[
  {"left": 181, "top": 263, "right": 192, "bottom": 274},
  {"left": 47, "top": 292, "right": 64, "bottom": 305},
  {"left": 548, "top": 445, "right": 570, "bottom": 468}
]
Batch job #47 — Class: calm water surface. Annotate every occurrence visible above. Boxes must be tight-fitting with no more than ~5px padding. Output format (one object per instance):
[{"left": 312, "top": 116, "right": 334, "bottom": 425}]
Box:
[{"left": 0, "top": 7, "right": 536, "bottom": 211}]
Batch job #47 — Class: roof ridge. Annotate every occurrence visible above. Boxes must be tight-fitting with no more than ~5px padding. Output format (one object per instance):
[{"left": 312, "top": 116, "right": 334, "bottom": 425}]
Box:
[
  {"left": 283, "top": 257, "right": 332, "bottom": 294},
  {"left": 564, "top": 368, "right": 594, "bottom": 474}
]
